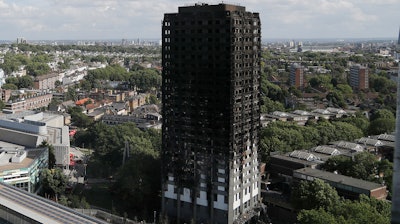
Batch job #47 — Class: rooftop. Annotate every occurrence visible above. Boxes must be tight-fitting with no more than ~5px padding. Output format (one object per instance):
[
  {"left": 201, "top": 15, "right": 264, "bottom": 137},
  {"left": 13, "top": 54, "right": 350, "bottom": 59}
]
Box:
[
  {"left": 294, "top": 167, "right": 385, "bottom": 191},
  {"left": 356, "top": 137, "right": 383, "bottom": 147},
  {"left": 0, "top": 142, "right": 47, "bottom": 171},
  {"left": 179, "top": 3, "right": 246, "bottom": 13}
]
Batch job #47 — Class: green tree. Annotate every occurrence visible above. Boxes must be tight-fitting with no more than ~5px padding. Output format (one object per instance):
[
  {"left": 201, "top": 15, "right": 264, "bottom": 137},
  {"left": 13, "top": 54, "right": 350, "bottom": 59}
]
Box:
[
  {"left": 336, "top": 84, "right": 353, "bottom": 96},
  {"left": 2, "top": 83, "right": 18, "bottom": 90},
  {"left": 297, "top": 208, "right": 338, "bottom": 224},
  {"left": 350, "top": 152, "right": 378, "bottom": 180},
  {"left": 0, "top": 100, "right": 5, "bottom": 111},
  {"left": 54, "top": 80, "right": 62, "bottom": 88},
  {"left": 5, "top": 76, "right": 19, "bottom": 86},
  {"left": 321, "top": 152, "right": 392, "bottom": 195},
  {"left": 260, "top": 96, "right": 285, "bottom": 113},
  {"left": 377, "top": 159, "right": 393, "bottom": 197},
  {"left": 111, "top": 144, "right": 160, "bottom": 217},
  {"left": 129, "top": 68, "right": 161, "bottom": 92},
  {"left": 298, "top": 197, "right": 390, "bottom": 224},
  {"left": 39, "top": 140, "right": 56, "bottom": 169},
  {"left": 291, "top": 179, "right": 340, "bottom": 211},
  {"left": 332, "top": 121, "right": 363, "bottom": 142},
  {"left": 370, "top": 109, "right": 394, "bottom": 121},
  {"left": 148, "top": 94, "right": 159, "bottom": 105},
  {"left": 332, "top": 199, "right": 390, "bottom": 224},
  {"left": 26, "top": 62, "right": 51, "bottom": 76},
  {"left": 40, "top": 168, "right": 68, "bottom": 201},
  {"left": 68, "top": 106, "right": 93, "bottom": 128},
  {"left": 66, "top": 86, "right": 78, "bottom": 101},
  {"left": 321, "top": 155, "right": 352, "bottom": 174},
  {"left": 31, "top": 53, "right": 51, "bottom": 63},
  {"left": 0, "top": 53, "right": 23, "bottom": 75},
  {"left": 80, "top": 79, "right": 92, "bottom": 92},
  {"left": 326, "top": 91, "right": 346, "bottom": 108},
  {"left": 370, "top": 74, "right": 396, "bottom": 94},
  {"left": 339, "top": 116, "right": 370, "bottom": 135},
  {"left": 18, "top": 75, "right": 33, "bottom": 88},
  {"left": 368, "top": 118, "right": 395, "bottom": 135}
]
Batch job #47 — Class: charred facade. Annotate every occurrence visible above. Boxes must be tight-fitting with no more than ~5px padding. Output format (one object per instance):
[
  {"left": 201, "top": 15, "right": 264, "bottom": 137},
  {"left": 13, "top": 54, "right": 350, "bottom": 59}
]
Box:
[{"left": 161, "top": 4, "right": 262, "bottom": 224}]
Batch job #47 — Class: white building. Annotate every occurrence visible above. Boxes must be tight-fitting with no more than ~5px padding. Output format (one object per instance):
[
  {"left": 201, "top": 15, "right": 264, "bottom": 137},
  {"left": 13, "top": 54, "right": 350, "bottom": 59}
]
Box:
[{"left": 0, "top": 112, "right": 70, "bottom": 167}]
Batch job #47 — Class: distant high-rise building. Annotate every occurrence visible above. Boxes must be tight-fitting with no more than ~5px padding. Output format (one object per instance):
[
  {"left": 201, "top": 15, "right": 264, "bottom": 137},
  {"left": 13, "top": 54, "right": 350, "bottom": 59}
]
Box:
[
  {"left": 16, "top": 37, "right": 26, "bottom": 44},
  {"left": 161, "top": 3, "right": 262, "bottom": 224},
  {"left": 398, "top": 27, "right": 400, "bottom": 45},
  {"left": 349, "top": 64, "right": 368, "bottom": 90},
  {"left": 290, "top": 63, "right": 304, "bottom": 88}
]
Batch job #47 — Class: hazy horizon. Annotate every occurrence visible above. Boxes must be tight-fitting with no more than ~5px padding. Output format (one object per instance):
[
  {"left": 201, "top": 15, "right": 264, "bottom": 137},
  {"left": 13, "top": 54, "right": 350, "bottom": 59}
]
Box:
[{"left": 0, "top": 0, "right": 399, "bottom": 41}]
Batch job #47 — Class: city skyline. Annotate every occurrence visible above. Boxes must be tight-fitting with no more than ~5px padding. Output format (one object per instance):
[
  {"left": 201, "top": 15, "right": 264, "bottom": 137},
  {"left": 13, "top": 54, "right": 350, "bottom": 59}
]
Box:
[{"left": 0, "top": 0, "right": 399, "bottom": 41}]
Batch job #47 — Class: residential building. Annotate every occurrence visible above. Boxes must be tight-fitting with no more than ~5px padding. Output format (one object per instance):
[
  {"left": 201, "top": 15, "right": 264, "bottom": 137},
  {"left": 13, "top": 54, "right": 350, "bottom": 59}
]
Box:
[
  {"left": 0, "top": 69, "right": 5, "bottom": 86},
  {"left": 33, "top": 73, "right": 60, "bottom": 90},
  {"left": 161, "top": 4, "right": 262, "bottom": 223},
  {"left": 349, "top": 64, "right": 368, "bottom": 90},
  {"left": 0, "top": 89, "right": 11, "bottom": 102},
  {"left": 128, "top": 93, "right": 148, "bottom": 111},
  {"left": 289, "top": 63, "right": 304, "bottom": 88},
  {"left": 3, "top": 92, "right": 52, "bottom": 114}
]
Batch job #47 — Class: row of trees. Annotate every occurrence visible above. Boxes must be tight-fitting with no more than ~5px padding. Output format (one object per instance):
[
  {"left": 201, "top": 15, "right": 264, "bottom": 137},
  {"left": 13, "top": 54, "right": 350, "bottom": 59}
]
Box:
[
  {"left": 260, "top": 119, "right": 362, "bottom": 162},
  {"left": 9, "top": 43, "right": 161, "bottom": 55},
  {"left": 260, "top": 107, "right": 396, "bottom": 162},
  {"left": 3, "top": 76, "right": 33, "bottom": 90},
  {"left": 0, "top": 52, "right": 51, "bottom": 76},
  {"left": 83, "top": 64, "right": 161, "bottom": 92}
]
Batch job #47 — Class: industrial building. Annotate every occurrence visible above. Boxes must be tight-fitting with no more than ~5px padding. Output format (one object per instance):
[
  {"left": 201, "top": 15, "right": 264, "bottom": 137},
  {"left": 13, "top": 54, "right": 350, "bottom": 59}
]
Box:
[{"left": 161, "top": 3, "right": 262, "bottom": 223}]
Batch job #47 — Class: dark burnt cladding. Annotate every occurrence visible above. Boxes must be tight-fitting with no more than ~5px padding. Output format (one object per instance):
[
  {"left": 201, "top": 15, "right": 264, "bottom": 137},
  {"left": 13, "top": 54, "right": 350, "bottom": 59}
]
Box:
[{"left": 161, "top": 3, "right": 262, "bottom": 224}]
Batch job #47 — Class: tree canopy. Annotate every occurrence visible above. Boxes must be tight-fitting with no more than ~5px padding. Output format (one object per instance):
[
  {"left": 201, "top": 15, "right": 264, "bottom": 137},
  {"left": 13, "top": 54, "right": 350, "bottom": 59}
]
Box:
[
  {"left": 39, "top": 168, "right": 68, "bottom": 201},
  {"left": 321, "top": 152, "right": 392, "bottom": 196},
  {"left": 291, "top": 179, "right": 340, "bottom": 211},
  {"left": 75, "top": 122, "right": 161, "bottom": 177},
  {"left": 297, "top": 195, "right": 390, "bottom": 224},
  {"left": 295, "top": 180, "right": 391, "bottom": 224},
  {"left": 259, "top": 119, "right": 364, "bottom": 162}
]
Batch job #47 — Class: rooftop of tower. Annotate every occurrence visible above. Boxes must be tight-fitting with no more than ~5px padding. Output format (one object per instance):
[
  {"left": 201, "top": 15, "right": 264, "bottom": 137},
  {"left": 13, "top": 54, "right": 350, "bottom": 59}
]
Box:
[{"left": 179, "top": 3, "right": 246, "bottom": 13}]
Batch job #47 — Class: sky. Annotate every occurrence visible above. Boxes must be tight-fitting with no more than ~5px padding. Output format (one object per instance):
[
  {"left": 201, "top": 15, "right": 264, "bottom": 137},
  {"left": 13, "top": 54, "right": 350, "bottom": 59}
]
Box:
[{"left": 0, "top": 0, "right": 399, "bottom": 40}]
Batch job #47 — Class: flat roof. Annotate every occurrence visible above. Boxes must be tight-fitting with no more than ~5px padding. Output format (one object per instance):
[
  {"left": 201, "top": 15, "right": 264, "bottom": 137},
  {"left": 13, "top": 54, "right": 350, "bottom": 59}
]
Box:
[
  {"left": 178, "top": 3, "right": 246, "bottom": 13},
  {"left": 0, "top": 141, "right": 45, "bottom": 172},
  {"left": 294, "top": 167, "right": 385, "bottom": 191},
  {"left": 270, "top": 154, "right": 320, "bottom": 166},
  {"left": 0, "top": 156, "right": 33, "bottom": 172}
]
